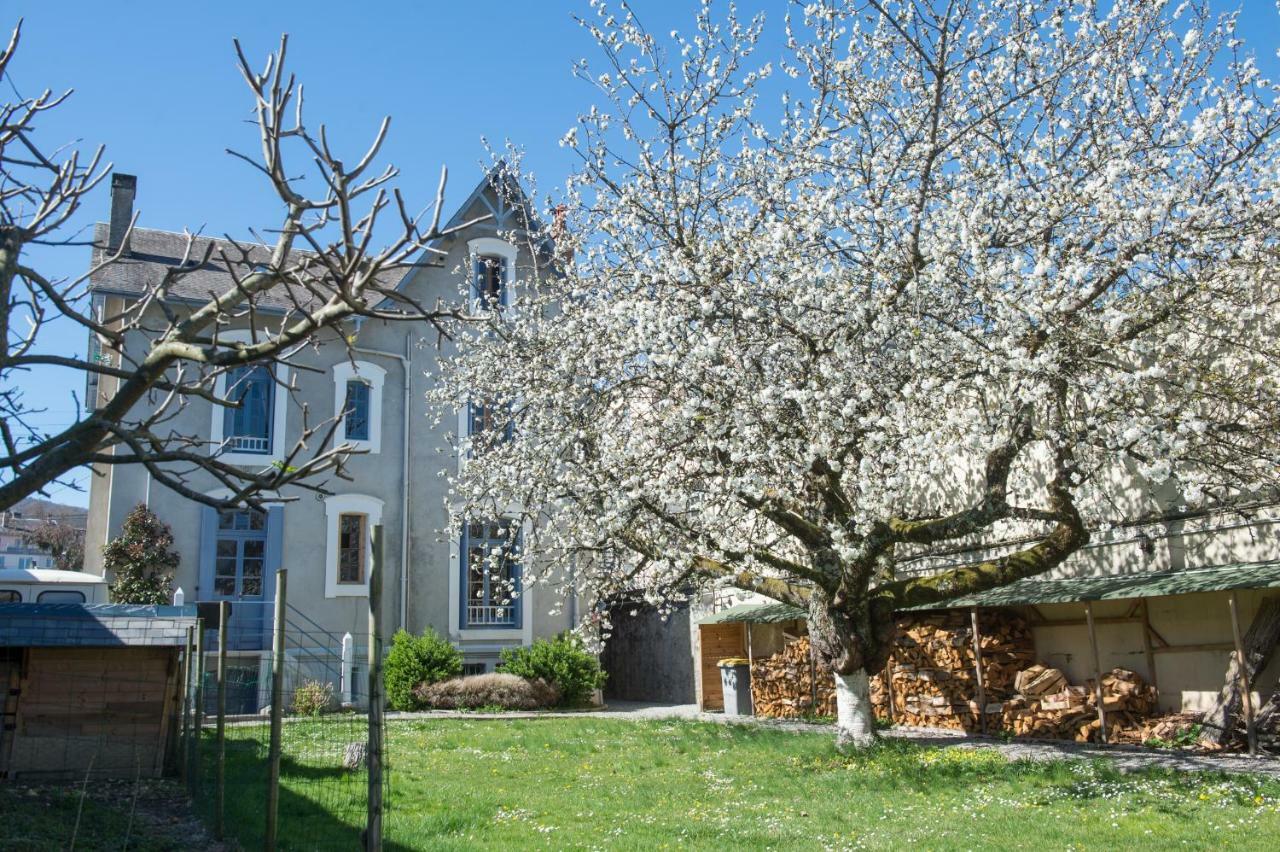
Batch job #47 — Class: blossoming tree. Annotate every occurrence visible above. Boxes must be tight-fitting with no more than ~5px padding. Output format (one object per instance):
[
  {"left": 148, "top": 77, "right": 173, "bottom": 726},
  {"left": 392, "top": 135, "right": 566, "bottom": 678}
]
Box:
[{"left": 438, "top": 0, "right": 1280, "bottom": 748}]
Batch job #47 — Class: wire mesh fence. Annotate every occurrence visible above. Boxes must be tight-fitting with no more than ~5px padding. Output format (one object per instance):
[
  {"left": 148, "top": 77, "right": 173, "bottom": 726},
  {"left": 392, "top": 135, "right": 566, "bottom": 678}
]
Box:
[{"left": 180, "top": 574, "right": 390, "bottom": 851}]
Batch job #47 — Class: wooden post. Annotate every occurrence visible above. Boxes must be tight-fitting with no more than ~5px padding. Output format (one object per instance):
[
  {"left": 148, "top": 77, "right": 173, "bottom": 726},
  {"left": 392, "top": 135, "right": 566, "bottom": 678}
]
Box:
[
  {"left": 970, "top": 608, "right": 987, "bottom": 734},
  {"left": 215, "top": 601, "right": 228, "bottom": 841},
  {"left": 807, "top": 637, "right": 818, "bottom": 711},
  {"left": 265, "top": 569, "right": 287, "bottom": 851},
  {"left": 1228, "top": 591, "right": 1259, "bottom": 756},
  {"left": 1084, "top": 601, "right": 1107, "bottom": 744},
  {"left": 883, "top": 656, "right": 896, "bottom": 723},
  {"left": 366, "top": 525, "right": 385, "bottom": 851},
  {"left": 192, "top": 618, "right": 205, "bottom": 795},
  {"left": 179, "top": 626, "right": 193, "bottom": 783},
  {"left": 1140, "top": 598, "right": 1158, "bottom": 694}
]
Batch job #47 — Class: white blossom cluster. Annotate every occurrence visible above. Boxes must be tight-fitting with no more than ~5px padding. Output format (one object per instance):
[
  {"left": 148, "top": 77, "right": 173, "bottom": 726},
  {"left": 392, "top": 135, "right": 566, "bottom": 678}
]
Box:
[{"left": 432, "top": 1, "right": 1280, "bottom": 616}]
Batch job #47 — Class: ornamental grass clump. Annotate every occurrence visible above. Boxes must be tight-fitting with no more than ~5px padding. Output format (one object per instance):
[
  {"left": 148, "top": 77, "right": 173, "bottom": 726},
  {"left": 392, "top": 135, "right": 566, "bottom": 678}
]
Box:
[
  {"left": 499, "top": 632, "right": 606, "bottom": 707},
  {"left": 414, "top": 673, "right": 560, "bottom": 711},
  {"left": 384, "top": 627, "right": 462, "bottom": 710}
]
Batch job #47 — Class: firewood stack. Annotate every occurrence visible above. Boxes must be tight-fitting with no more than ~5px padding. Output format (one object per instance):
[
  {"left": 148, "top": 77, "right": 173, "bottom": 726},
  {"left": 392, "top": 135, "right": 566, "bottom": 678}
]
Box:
[
  {"left": 749, "top": 636, "right": 836, "bottom": 719},
  {"left": 1001, "top": 666, "right": 1159, "bottom": 742},
  {"left": 750, "top": 610, "right": 1035, "bottom": 728},
  {"left": 877, "top": 610, "right": 1036, "bottom": 731}
]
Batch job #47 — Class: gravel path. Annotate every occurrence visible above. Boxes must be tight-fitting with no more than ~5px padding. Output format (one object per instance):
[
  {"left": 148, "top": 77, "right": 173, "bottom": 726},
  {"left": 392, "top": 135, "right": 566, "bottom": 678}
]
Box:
[{"left": 394, "top": 700, "right": 1280, "bottom": 779}]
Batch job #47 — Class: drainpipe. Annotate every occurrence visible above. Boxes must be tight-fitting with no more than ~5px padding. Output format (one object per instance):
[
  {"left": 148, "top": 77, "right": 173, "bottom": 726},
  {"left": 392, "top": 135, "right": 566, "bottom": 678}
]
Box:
[{"left": 349, "top": 336, "right": 413, "bottom": 632}]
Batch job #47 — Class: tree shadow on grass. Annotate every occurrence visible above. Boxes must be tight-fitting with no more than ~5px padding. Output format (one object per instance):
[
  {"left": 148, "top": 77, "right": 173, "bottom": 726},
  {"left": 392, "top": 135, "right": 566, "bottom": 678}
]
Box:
[{"left": 195, "top": 735, "right": 415, "bottom": 851}]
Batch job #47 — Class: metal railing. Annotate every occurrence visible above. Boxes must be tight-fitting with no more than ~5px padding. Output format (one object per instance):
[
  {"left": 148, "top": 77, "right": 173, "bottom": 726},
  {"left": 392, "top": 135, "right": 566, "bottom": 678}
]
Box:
[
  {"left": 227, "top": 435, "right": 270, "bottom": 453},
  {"left": 466, "top": 604, "right": 516, "bottom": 626}
]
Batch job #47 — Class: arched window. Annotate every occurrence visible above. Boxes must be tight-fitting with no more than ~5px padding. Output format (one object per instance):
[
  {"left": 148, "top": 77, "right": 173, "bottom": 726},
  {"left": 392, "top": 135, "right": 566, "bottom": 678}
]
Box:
[
  {"left": 474, "top": 255, "right": 507, "bottom": 308},
  {"left": 467, "top": 237, "right": 517, "bottom": 312},
  {"left": 222, "top": 365, "right": 274, "bottom": 454},
  {"left": 332, "top": 361, "right": 385, "bottom": 454},
  {"left": 208, "top": 332, "right": 289, "bottom": 465},
  {"left": 324, "top": 494, "right": 383, "bottom": 597}
]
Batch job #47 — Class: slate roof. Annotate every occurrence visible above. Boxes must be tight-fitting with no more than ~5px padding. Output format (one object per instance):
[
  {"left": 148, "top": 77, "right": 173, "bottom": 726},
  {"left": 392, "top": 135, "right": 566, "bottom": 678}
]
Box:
[
  {"left": 87, "top": 164, "right": 548, "bottom": 312},
  {"left": 0, "top": 603, "right": 197, "bottom": 647},
  {"left": 89, "top": 223, "right": 325, "bottom": 314}
]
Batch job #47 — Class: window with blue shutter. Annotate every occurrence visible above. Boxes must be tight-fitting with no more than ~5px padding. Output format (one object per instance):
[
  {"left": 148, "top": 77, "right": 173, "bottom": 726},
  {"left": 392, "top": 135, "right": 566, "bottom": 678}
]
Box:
[
  {"left": 223, "top": 365, "right": 274, "bottom": 454},
  {"left": 473, "top": 255, "right": 506, "bottom": 309},
  {"left": 343, "top": 380, "right": 371, "bottom": 442},
  {"left": 460, "top": 519, "right": 521, "bottom": 628},
  {"left": 467, "top": 399, "right": 514, "bottom": 446}
]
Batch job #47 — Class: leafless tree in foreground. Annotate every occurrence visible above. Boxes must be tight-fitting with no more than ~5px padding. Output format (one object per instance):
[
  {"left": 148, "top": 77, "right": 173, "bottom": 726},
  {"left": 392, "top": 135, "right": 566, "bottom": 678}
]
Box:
[{"left": 0, "top": 23, "right": 482, "bottom": 510}]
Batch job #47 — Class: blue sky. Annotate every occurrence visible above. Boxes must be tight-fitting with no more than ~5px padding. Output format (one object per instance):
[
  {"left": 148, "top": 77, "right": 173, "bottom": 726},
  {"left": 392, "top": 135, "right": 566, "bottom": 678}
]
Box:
[{"left": 6, "top": 1, "right": 1278, "bottom": 506}]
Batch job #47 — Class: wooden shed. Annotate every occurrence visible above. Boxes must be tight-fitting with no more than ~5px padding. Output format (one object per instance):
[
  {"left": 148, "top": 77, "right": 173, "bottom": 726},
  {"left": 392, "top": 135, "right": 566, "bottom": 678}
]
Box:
[
  {"left": 695, "top": 602, "right": 807, "bottom": 711},
  {"left": 0, "top": 603, "right": 196, "bottom": 780}
]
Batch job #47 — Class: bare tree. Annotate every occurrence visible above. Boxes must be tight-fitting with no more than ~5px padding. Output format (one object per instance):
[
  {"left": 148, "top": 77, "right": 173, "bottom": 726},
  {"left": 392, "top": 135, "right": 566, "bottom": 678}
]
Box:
[{"left": 0, "top": 22, "right": 481, "bottom": 510}]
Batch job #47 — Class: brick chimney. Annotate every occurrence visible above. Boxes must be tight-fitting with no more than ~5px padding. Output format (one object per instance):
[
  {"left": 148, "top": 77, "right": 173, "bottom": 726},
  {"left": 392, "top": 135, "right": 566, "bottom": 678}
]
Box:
[{"left": 108, "top": 173, "right": 137, "bottom": 252}]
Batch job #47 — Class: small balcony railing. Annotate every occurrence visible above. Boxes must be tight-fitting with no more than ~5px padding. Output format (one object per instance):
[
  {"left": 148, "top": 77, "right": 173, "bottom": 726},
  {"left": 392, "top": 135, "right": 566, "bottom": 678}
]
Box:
[
  {"left": 466, "top": 604, "right": 516, "bottom": 627},
  {"left": 228, "top": 435, "right": 270, "bottom": 453}
]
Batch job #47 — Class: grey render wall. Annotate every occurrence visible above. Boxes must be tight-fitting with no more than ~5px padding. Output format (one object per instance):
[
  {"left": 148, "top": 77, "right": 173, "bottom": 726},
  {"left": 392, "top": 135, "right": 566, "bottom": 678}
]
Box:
[{"left": 84, "top": 178, "right": 573, "bottom": 663}]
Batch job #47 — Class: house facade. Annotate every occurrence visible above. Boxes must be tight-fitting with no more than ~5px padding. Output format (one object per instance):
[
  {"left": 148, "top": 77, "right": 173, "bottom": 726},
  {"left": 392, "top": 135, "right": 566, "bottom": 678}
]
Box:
[{"left": 82, "top": 169, "right": 576, "bottom": 703}]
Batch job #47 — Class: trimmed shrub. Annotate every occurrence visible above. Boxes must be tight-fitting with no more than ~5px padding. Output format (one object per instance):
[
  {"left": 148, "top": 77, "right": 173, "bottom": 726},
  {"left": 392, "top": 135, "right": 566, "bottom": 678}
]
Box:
[
  {"left": 104, "top": 504, "right": 179, "bottom": 605},
  {"left": 414, "top": 673, "right": 560, "bottom": 710},
  {"left": 291, "top": 679, "right": 334, "bottom": 717},
  {"left": 499, "top": 632, "right": 606, "bottom": 707},
  {"left": 384, "top": 627, "right": 462, "bottom": 710}
]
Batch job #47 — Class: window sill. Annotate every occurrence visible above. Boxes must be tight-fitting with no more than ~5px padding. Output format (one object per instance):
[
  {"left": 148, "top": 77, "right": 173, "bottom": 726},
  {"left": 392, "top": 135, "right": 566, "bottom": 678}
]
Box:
[
  {"left": 214, "top": 450, "right": 284, "bottom": 468},
  {"left": 457, "top": 626, "right": 523, "bottom": 640},
  {"left": 325, "top": 583, "right": 369, "bottom": 599}
]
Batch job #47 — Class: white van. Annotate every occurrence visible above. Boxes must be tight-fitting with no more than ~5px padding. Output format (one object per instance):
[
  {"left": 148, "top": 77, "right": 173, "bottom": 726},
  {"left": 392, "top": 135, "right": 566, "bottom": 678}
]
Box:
[{"left": 0, "top": 568, "right": 110, "bottom": 604}]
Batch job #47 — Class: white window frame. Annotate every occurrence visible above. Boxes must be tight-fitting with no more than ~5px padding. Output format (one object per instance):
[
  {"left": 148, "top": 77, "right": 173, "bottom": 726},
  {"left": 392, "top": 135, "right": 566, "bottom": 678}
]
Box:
[
  {"left": 324, "top": 494, "right": 383, "bottom": 598},
  {"left": 332, "top": 360, "right": 386, "bottom": 455},
  {"left": 447, "top": 514, "right": 532, "bottom": 643},
  {"left": 208, "top": 331, "right": 290, "bottom": 466},
  {"left": 466, "top": 237, "right": 517, "bottom": 312}
]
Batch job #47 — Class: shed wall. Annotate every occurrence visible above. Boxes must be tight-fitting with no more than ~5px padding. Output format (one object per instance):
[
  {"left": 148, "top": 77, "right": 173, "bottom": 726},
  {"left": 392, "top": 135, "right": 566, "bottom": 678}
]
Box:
[{"left": 2, "top": 646, "right": 179, "bottom": 780}]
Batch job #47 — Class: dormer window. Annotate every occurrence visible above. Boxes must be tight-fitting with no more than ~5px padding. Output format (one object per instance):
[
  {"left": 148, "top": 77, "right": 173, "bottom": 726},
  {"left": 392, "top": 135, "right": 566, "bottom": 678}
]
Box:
[{"left": 474, "top": 255, "right": 506, "bottom": 309}]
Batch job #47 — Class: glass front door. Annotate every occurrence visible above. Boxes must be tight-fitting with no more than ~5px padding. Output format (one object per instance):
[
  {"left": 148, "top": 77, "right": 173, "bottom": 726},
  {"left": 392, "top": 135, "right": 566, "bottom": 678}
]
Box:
[{"left": 214, "top": 509, "right": 268, "bottom": 648}]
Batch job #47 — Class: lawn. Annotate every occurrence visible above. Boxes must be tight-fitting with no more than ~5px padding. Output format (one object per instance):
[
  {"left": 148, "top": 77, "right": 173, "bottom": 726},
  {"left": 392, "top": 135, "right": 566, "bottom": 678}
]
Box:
[{"left": 200, "top": 717, "right": 1280, "bottom": 850}]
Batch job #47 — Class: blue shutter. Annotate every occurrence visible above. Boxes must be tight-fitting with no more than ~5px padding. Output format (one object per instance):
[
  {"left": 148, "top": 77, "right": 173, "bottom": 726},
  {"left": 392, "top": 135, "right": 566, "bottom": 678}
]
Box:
[
  {"left": 511, "top": 525, "right": 523, "bottom": 629},
  {"left": 345, "top": 381, "right": 370, "bottom": 441},
  {"left": 458, "top": 521, "right": 470, "bottom": 627},
  {"left": 262, "top": 505, "right": 285, "bottom": 649},
  {"left": 222, "top": 368, "right": 240, "bottom": 441},
  {"left": 197, "top": 505, "right": 218, "bottom": 599},
  {"left": 499, "top": 257, "right": 509, "bottom": 306}
]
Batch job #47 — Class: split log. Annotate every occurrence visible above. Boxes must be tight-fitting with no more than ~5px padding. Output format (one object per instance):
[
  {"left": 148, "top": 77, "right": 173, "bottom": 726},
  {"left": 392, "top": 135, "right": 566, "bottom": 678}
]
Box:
[{"left": 1198, "top": 596, "right": 1280, "bottom": 748}]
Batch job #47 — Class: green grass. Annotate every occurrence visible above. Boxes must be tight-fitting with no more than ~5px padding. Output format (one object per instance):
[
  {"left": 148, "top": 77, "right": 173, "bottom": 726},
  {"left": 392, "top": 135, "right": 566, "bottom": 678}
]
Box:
[{"left": 205, "top": 718, "right": 1280, "bottom": 850}]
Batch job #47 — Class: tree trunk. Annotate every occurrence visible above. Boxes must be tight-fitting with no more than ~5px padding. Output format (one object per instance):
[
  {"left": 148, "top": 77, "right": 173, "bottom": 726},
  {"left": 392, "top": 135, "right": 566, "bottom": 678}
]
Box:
[{"left": 834, "top": 669, "right": 876, "bottom": 751}]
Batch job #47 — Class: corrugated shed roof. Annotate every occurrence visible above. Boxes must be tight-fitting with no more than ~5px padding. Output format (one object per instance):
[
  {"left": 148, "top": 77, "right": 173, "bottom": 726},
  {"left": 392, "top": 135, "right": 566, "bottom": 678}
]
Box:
[
  {"left": 697, "top": 602, "right": 807, "bottom": 624},
  {"left": 900, "top": 560, "right": 1280, "bottom": 610}
]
